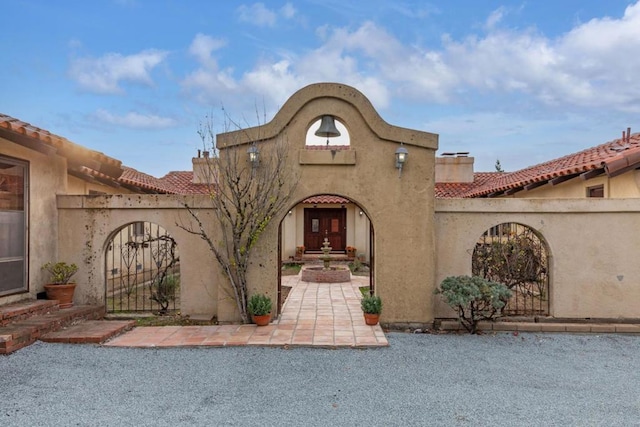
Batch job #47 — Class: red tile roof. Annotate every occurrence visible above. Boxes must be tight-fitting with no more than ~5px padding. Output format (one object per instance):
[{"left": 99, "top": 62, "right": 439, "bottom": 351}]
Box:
[
  {"left": 435, "top": 172, "right": 503, "bottom": 198},
  {"left": 119, "top": 167, "right": 180, "bottom": 194},
  {"left": 0, "top": 113, "right": 123, "bottom": 179},
  {"left": 160, "top": 171, "right": 211, "bottom": 194},
  {"left": 302, "top": 195, "right": 351, "bottom": 204},
  {"left": 446, "top": 132, "right": 640, "bottom": 198},
  {"left": 303, "top": 145, "right": 351, "bottom": 150}
]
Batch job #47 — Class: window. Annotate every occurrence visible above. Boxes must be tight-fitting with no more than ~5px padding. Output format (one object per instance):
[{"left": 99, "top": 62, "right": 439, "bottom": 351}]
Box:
[
  {"left": 132, "top": 222, "right": 145, "bottom": 236},
  {"left": 0, "top": 156, "right": 28, "bottom": 296},
  {"left": 587, "top": 185, "right": 604, "bottom": 198}
]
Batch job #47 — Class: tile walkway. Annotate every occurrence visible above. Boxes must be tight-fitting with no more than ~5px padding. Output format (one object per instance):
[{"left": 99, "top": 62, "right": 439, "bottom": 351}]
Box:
[{"left": 104, "top": 273, "right": 388, "bottom": 348}]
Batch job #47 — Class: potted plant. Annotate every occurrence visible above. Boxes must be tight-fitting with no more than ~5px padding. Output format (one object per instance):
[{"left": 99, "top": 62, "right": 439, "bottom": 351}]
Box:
[
  {"left": 346, "top": 246, "right": 357, "bottom": 258},
  {"left": 295, "top": 246, "right": 305, "bottom": 260},
  {"left": 361, "top": 293, "right": 382, "bottom": 325},
  {"left": 248, "top": 293, "right": 272, "bottom": 326},
  {"left": 41, "top": 261, "right": 79, "bottom": 308}
]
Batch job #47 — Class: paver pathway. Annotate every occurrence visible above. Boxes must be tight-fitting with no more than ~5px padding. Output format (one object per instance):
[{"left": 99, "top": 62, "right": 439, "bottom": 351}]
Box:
[{"left": 105, "top": 274, "right": 388, "bottom": 348}]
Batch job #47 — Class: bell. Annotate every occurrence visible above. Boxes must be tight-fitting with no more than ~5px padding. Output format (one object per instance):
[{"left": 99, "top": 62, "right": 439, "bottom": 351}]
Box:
[{"left": 315, "top": 115, "right": 341, "bottom": 144}]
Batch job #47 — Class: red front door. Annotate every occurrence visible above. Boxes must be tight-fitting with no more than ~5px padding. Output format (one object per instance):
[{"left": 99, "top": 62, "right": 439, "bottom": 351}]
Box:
[{"left": 304, "top": 208, "right": 346, "bottom": 251}]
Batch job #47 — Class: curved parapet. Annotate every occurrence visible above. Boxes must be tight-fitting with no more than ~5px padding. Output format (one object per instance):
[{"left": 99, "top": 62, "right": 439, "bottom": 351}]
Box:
[{"left": 216, "top": 82, "right": 438, "bottom": 151}]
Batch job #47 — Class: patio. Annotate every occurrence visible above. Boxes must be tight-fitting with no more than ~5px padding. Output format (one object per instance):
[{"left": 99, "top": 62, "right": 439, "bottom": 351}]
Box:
[{"left": 104, "top": 274, "right": 388, "bottom": 348}]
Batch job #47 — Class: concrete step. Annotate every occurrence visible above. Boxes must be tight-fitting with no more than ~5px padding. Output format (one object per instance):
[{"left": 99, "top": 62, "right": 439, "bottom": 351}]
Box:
[
  {"left": 0, "top": 299, "right": 59, "bottom": 326},
  {"left": 0, "top": 304, "right": 105, "bottom": 355},
  {"left": 41, "top": 320, "right": 136, "bottom": 344}
]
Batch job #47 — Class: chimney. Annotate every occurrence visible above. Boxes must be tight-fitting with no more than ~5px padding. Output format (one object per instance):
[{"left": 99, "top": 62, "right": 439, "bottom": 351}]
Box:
[
  {"left": 192, "top": 150, "right": 216, "bottom": 184},
  {"left": 435, "top": 152, "right": 475, "bottom": 183}
]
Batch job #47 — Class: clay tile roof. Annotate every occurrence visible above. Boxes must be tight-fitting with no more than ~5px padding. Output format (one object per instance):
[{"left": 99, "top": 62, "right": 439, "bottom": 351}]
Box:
[
  {"left": 160, "top": 171, "right": 211, "bottom": 194},
  {"left": 119, "top": 167, "right": 178, "bottom": 194},
  {"left": 0, "top": 113, "right": 123, "bottom": 178},
  {"left": 461, "top": 132, "right": 640, "bottom": 198},
  {"left": 304, "top": 145, "right": 351, "bottom": 150},
  {"left": 302, "top": 195, "right": 351, "bottom": 204},
  {"left": 435, "top": 172, "right": 503, "bottom": 198}
]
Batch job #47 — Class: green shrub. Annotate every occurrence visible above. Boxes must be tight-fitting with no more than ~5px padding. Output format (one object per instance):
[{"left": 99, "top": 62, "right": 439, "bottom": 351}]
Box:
[
  {"left": 150, "top": 274, "right": 179, "bottom": 314},
  {"left": 247, "top": 294, "right": 272, "bottom": 316},
  {"left": 42, "top": 262, "right": 78, "bottom": 285},
  {"left": 361, "top": 294, "right": 382, "bottom": 314},
  {"left": 435, "top": 275, "right": 512, "bottom": 334}
]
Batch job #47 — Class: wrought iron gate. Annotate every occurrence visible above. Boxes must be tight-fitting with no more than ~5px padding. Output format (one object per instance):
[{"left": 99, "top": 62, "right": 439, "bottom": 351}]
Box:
[
  {"left": 105, "top": 222, "right": 180, "bottom": 313},
  {"left": 472, "top": 222, "right": 549, "bottom": 316}
]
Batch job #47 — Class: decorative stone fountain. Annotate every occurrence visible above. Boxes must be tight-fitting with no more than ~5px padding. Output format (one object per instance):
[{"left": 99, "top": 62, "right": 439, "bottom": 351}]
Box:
[
  {"left": 321, "top": 237, "right": 332, "bottom": 269},
  {"left": 300, "top": 237, "right": 352, "bottom": 283}
]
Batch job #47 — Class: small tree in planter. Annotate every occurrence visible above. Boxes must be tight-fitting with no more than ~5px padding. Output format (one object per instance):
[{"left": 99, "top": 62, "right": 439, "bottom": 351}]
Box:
[
  {"left": 435, "top": 275, "right": 512, "bottom": 334},
  {"left": 247, "top": 294, "right": 272, "bottom": 326},
  {"left": 361, "top": 294, "right": 382, "bottom": 325},
  {"left": 41, "top": 262, "right": 79, "bottom": 308}
]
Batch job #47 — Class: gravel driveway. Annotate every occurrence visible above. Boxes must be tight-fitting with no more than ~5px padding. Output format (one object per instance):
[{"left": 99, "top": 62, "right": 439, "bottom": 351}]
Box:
[{"left": 1, "top": 332, "right": 639, "bottom": 426}]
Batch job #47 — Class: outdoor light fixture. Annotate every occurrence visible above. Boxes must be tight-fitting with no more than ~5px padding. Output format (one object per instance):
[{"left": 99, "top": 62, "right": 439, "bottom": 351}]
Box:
[
  {"left": 395, "top": 144, "right": 408, "bottom": 177},
  {"left": 247, "top": 144, "right": 259, "bottom": 167},
  {"left": 359, "top": 210, "right": 364, "bottom": 216},
  {"left": 315, "top": 115, "right": 341, "bottom": 145}
]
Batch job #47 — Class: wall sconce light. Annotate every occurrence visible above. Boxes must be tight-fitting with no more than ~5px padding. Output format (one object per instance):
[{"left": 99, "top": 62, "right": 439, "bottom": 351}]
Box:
[
  {"left": 288, "top": 210, "right": 293, "bottom": 216},
  {"left": 315, "top": 115, "right": 341, "bottom": 145},
  {"left": 247, "top": 144, "right": 259, "bottom": 167},
  {"left": 359, "top": 210, "right": 364, "bottom": 216},
  {"left": 395, "top": 144, "right": 408, "bottom": 177}
]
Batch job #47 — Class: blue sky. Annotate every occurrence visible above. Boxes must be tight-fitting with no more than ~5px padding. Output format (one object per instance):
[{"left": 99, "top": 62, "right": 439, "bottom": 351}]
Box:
[{"left": 2, "top": 0, "right": 640, "bottom": 177}]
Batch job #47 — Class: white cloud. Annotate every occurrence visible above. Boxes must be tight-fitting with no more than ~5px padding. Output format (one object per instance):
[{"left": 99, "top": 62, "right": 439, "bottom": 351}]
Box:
[
  {"left": 188, "top": 33, "right": 226, "bottom": 69},
  {"left": 69, "top": 49, "right": 168, "bottom": 94},
  {"left": 181, "top": 2, "right": 640, "bottom": 119},
  {"left": 237, "top": 3, "right": 277, "bottom": 27},
  {"left": 485, "top": 6, "right": 506, "bottom": 30},
  {"left": 281, "top": 3, "right": 296, "bottom": 19},
  {"left": 181, "top": 34, "right": 237, "bottom": 102},
  {"left": 93, "top": 109, "right": 178, "bottom": 129}
]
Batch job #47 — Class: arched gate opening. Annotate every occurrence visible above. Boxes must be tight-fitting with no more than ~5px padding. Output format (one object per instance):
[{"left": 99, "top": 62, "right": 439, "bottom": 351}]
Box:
[{"left": 105, "top": 221, "right": 180, "bottom": 314}]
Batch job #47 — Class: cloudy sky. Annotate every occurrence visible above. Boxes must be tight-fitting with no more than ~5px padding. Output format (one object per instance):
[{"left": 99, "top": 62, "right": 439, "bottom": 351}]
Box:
[{"left": 2, "top": 0, "right": 639, "bottom": 176}]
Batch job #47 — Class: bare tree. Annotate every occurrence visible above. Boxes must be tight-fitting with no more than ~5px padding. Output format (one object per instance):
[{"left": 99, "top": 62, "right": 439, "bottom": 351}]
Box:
[{"left": 179, "top": 111, "right": 296, "bottom": 323}]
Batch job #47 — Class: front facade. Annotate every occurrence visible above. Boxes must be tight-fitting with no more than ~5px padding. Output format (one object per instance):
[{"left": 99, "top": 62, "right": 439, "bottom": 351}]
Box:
[
  {"left": 0, "top": 114, "right": 174, "bottom": 304},
  {"left": 4, "top": 84, "right": 640, "bottom": 326}
]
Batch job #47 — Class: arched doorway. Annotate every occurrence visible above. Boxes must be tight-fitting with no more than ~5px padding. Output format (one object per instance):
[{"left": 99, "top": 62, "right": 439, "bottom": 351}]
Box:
[
  {"left": 472, "top": 222, "right": 550, "bottom": 316},
  {"left": 104, "top": 221, "right": 180, "bottom": 314},
  {"left": 277, "top": 194, "right": 375, "bottom": 314}
]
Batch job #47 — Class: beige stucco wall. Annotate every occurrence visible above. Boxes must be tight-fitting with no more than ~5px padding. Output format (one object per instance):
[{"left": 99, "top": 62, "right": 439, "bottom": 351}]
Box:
[
  {"left": 67, "top": 174, "right": 135, "bottom": 195},
  {"left": 218, "top": 83, "right": 439, "bottom": 324},
  {"left": 435, "top": 198, "right": 640, "bottom": 320},
  {"left": 56, "top": 194, "right": 220, "bottom": 319},
  {"left": 0, "top": 138, "right": 67, "bottom": 304}
]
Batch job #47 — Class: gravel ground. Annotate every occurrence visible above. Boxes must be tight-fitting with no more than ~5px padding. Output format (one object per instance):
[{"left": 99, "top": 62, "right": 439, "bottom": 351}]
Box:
[{"left": 1, "top": 332, "right": 640, "bottom": 426}]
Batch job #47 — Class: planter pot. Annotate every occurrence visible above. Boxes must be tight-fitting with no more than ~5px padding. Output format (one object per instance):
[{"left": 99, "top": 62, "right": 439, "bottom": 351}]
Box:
[
  {"left": 363, "top": 313, "right": 380, "bottom": 326},
  {"left": 44, "top": 283, "right": 77, "bottom": 309},
  {"left": 252, "top": 313, "right": 271, "bottom": 326}
]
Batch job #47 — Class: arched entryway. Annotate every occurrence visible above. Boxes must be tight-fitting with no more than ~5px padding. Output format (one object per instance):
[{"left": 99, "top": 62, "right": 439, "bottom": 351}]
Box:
[
  {"left": 216, "top": 82, "right": 438, "bottom": 325},
  {"left": 104, "top": 221, "right": 180, "bottom": 314},
  {"left": 472, "top": 222, "right": 550, "bottom": 316},
  {"left": 277, "top": 193, "right": 375, "bottom": 314}
]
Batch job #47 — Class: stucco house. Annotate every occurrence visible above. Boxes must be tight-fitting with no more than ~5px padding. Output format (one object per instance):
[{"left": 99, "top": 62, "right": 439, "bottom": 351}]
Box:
[
  {"left": 3, "top": 82, "right": 640, "bottom": 326},
  {"left": 0, "top": 114, "right": 175, "bottom": 304}
]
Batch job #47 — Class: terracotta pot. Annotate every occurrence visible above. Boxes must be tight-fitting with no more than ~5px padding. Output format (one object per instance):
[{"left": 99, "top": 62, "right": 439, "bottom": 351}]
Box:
[
  {"left": 252, "top": 313, "right": 271, "bottom": 326},
  {"left": 363, "top": 313, "right": 380, "bottom": 326},
  {"left": 44, "top": 283, "right": 77, "bottom": 309}
]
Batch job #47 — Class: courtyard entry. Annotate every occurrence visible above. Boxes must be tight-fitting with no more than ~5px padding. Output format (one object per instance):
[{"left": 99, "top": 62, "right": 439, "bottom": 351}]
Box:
[
  {"left": 472, "top": 222, "right": 550, "bottom": 316},
  {"left": 105, "top": 221, "right": 180, "bottom": 314},
  {"left": 279, "top": 194, "right": 374, "bottom": 314}
]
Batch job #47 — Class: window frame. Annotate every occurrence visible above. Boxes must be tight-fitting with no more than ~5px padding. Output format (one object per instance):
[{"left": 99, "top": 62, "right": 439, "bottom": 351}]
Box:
[{"left": 0, "top": 155, "right": 29, "bottom": 296}]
